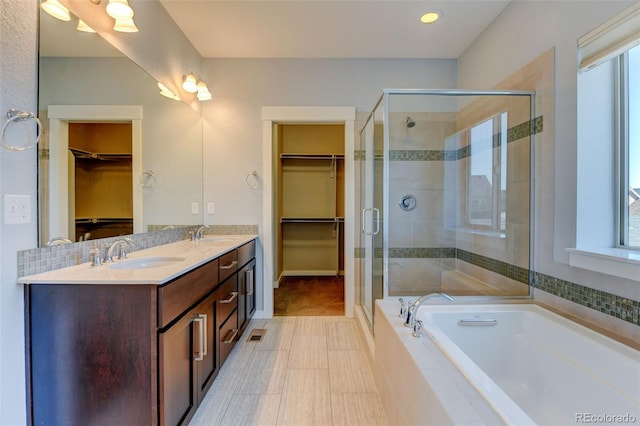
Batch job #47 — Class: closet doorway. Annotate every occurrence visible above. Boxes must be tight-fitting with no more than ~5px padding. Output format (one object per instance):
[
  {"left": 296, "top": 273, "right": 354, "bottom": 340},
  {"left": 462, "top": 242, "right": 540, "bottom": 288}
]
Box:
[
  {"left": 274, "top": 124, "right": 345, "bottom": 315},
  {"left": 261, "top": 106, "right": 356, "bottom": 319}
]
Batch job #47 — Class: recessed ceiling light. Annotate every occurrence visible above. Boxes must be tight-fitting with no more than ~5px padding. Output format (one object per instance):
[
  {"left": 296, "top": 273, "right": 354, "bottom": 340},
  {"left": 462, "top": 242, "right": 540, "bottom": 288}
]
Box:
[{"left": 420, "top": 10, "right": 441, "bottom": 24}]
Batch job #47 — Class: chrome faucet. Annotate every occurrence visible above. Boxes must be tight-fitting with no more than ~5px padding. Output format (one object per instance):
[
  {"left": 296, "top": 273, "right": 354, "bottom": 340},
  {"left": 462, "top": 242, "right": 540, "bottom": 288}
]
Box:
[
  {"left": 194, "top": 225, "right": 209, "bottom": 240},
  {"left": 105, "top": 238, "right": 134, "bottom": 263},
  {"left": 404, "top": 292, "right": 454, "bottom": 328},
  {"left": 46, "top": 237, "right": 72, "bottom": 246}
]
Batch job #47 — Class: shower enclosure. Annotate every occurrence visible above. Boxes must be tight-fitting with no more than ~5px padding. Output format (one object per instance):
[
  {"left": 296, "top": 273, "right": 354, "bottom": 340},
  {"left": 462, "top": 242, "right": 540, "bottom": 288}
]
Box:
[{"left": 358, "top": 90, "right": 536, "bottom": 330}]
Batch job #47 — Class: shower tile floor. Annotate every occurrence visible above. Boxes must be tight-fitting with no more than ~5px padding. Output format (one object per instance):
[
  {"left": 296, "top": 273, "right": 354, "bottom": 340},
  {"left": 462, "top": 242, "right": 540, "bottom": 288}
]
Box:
[{"left": 189, "top": 316, "right": 388, "bottom": 426}]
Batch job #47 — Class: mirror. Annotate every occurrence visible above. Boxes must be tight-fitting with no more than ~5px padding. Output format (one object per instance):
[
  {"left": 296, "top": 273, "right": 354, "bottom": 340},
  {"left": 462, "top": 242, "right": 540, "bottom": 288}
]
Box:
[{"left": 38, "top": 7, "right": 203, "bottom": 246}]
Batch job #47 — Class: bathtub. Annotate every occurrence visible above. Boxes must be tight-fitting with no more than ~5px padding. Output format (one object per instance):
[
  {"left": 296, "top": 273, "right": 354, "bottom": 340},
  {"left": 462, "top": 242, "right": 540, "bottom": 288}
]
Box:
[{"left": 374, "top": 300, "right": 640, "bottom": 426}]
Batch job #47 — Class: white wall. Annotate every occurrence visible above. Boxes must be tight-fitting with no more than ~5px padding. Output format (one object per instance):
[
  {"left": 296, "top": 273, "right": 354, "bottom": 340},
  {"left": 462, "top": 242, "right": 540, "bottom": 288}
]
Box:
[
  {"left": 457, "top": 2, "right": 638, "bottom": 314},
  {"left": 0, "top": 0, "right": 39, "bottom": 424},
  {"left": 200, "top": 58, "right": 456, "bottom": 225}
]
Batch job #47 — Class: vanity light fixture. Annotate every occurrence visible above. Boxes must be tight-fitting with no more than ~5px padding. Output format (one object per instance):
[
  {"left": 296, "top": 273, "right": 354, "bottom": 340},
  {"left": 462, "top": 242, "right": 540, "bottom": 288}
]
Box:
[
  {"left": 106, "top": 0, "right": 134, "bottom": 20},
  {"left": 113, "top": 17, "right": 138, "bottom": 32},
  {"left": 157, "top": 82, "right": 181, "bottom": 101},
  {"left": 182, "top": 73, "right": 199, "bottom": 93},
  {"left": 41, "top": 0, "right": 71, "bottom": 21},
  {"left": 76, "top": 19, "right": 96, "bottom": 33},
  {"left": 196, "top": 80, "right": 212, "bottom": 101},
  {"left": 420, "top": 10, "right": 442, "bottom": 24}
]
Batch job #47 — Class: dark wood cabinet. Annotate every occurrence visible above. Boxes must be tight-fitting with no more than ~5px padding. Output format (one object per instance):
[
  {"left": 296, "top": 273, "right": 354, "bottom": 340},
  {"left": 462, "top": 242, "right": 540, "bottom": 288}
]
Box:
[{"left": 26, "top": 238, "right": 257, "bottom": 426}]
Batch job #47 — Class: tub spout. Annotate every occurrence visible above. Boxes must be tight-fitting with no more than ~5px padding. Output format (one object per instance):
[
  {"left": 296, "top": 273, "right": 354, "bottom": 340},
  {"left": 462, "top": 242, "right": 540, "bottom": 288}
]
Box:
[{"left": 404, "top": 292, "right": 454, "bottom": 328}]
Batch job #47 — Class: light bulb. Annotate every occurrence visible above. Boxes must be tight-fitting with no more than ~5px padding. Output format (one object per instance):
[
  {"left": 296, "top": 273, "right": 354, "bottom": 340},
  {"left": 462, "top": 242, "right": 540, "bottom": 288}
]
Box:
[
  {"left": 197, "top": 81, "right": 212, "bottom": 101},
  {"left": 113, "top": 17, "right": 139, "bottom": 33},
  {"left": 41, "top": 0, "right": 71, "bottom": 21},
  {"left": 77, "top": 19, "right": 96, "bottom": 33},
  {"left": 106, "top": 0, "right": 134, "bottom": 20},
  {"left": 182, "top": 74, "right": 198, "bottom": 93}
]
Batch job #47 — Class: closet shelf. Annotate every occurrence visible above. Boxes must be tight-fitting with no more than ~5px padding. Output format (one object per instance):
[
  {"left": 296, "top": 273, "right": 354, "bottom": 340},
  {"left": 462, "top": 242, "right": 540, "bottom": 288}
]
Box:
[
  {"left": 75, "top": 217, "right": 133, "bottom": 224},
  {"left": 281, "top": 217, "right": 344, "bottom": 223},
  {"left": 70, "top": 147, "right": 132, "bottom": 161},
  {"left": 280, "top": 153, "right": 344, "bottom": 160}
]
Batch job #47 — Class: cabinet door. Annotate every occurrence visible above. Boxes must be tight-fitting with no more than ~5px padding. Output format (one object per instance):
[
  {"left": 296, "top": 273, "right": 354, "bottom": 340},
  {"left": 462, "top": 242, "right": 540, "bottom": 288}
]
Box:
[
  {"left": 159, "top": 312, "right": 197, "bottom": 426},
  {"left": 195, "top": 293, "right": 218, "bottom": 403},
  {"left": 238, "top": 260, "right": 256, "bottom": 329}
]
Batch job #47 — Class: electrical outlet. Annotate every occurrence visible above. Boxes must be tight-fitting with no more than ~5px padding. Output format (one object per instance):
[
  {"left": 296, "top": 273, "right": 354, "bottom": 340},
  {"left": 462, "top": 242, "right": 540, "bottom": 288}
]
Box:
[
  {"left": 191, "top": 202, "right": 199, "bottom": 215},
  {"left": 4, "top": 194, "right": 31, "bottom": 224},
  {"left": 207, "top": 202, "right": 215, "bottom": 215}
]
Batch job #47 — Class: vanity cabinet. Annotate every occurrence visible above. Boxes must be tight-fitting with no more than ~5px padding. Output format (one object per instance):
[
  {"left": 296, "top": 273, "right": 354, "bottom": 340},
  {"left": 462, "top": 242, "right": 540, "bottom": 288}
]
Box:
[
  {"left": 26, "top": 238, "right": 257, "bottom": 426},
  {"left": 237, "top": 240, "right": 257, "bottom": 334}
]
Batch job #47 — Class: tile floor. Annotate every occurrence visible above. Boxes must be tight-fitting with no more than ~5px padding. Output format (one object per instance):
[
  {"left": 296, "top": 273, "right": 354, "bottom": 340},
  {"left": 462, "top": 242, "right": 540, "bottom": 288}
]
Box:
[{"left": 189, "top": 316, "right": 388, "bottom": 426}]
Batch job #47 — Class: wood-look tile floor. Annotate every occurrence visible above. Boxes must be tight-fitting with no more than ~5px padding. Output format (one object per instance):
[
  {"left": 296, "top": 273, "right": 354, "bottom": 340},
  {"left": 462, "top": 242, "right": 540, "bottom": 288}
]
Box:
[
  {"left": 189, "top": 316, "right": 388, "bottom": 426},
  {"left": 274, "top": 276, "right": 345, "bottom": 316}
]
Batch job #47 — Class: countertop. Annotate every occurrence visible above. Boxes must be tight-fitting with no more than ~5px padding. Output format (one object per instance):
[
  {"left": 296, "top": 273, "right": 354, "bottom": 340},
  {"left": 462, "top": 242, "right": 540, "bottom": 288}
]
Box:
[{"left": 17, "top": 235, "right": 257, "bottom": 285}]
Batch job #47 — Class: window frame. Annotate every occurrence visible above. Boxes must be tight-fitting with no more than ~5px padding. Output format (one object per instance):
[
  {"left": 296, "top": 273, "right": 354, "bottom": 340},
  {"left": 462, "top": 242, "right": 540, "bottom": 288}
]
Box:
[
  {"left": 466, "top": 112, "right": 508, "bottom": 231},
  {"left": 616, "top": 46, "right": 639, "bottom": 250}
]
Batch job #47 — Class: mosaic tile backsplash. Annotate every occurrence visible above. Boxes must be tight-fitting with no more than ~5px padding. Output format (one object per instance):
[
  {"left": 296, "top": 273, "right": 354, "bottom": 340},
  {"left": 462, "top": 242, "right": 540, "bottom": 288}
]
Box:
[{"left": 18, "top": 225, "right": 258, "bottom": 278}]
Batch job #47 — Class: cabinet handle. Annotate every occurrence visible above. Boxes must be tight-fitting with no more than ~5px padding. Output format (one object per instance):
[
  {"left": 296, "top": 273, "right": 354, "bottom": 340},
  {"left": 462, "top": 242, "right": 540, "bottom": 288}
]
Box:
[
  {"left": 193, "top": 316, "right": 205, "bottom": 361},
  {"left": 220, "top": 260, "right": 238, "bottom": 270},
  {"left": 220, "top": 291, "right": 238, "bottom": 304},
  {"left": 245, "top": 268, "right": 254, "bottom": 296},
  {"left": 199, "top": 313, "right": 208, "bottom": 357},
  {"left": 222, "top": 328, "right": 239, "bottom": 344}
]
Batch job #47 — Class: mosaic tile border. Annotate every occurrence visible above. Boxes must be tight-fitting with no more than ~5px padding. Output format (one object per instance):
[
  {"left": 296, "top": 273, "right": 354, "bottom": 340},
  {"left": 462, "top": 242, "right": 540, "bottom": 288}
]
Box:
[
  {"left": 376, "top": 244, "right": 639, "bottom": 326},
  {"left": 534, "top": 272, "right": 639, "bottom": 326},
  {"left": 385, "top": 115, "right": 543, "bottom": 162}
]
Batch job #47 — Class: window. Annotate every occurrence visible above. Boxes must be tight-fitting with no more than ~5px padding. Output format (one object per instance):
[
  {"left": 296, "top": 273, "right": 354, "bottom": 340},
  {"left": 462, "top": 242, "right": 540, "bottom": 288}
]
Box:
[
  {"left": 620, "top": 44, "right": 640, "bottom": 248},
  {"left": 467, "top": 112, "right": 507, "bottom": 230}
]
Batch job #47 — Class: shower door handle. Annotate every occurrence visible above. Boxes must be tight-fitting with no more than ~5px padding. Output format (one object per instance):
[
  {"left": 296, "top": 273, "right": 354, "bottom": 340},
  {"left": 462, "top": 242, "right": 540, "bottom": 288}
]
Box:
[
  {"left": 372, "top": 208, "right": 380, "bottom": 235},
  {"left": 361, "top": 208, "right": 373, "bottom": 235}
]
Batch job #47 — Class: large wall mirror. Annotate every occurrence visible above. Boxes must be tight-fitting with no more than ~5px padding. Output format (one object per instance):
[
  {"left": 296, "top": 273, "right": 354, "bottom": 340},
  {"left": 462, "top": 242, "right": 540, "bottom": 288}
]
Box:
[{"left": 38, "top": 5, "right": 203, "bottom": 247}]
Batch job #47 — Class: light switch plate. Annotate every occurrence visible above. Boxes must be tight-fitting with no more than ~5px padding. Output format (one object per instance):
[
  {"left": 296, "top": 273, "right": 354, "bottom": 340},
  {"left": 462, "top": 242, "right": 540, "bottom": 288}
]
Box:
[
  {"left": 191, "top": 202, "right": 199, "bottom": 215},
  {"left": 207, "top": 202, "right": 215, "bottom": 215},
  {"left": 4, "top": 194, "right": 31, "bottom": 224}
]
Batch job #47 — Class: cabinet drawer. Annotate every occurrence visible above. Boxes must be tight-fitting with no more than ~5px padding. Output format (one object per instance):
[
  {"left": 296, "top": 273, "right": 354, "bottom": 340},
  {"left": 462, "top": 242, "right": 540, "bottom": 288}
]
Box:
[
  {"left": 217, "top": 275, "right": 238, "bottom": 325},
  {"left": 158, "top": 259, "right": 218, "bottom": 328},
  {"left": 218, "top": 250, "right": 238, "bottom": 282},
  {"left": 219, "top": 310, "right": 238, "bottom": 366},
  {"left": 238, "top": 240, "right": 255, "bottom": 268}
]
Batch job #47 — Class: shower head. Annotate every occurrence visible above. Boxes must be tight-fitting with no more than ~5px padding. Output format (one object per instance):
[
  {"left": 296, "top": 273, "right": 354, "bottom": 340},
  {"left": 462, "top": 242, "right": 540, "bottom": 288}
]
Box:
[{"left": 405, "top": 117, "right": 416, "bottom": 128}]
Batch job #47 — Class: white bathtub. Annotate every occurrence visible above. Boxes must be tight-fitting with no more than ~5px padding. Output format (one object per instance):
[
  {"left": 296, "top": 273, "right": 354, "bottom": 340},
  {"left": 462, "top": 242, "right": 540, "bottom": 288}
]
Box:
[{"left": 417, "top": 304, "right": 640, "bottom": 425}]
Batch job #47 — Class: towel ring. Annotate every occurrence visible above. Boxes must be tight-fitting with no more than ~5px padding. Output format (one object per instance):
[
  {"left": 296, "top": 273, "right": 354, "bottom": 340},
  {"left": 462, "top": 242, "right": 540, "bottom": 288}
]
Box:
[
  {"left": 245, "top": 171, "right": 262, "bottom": 190},
  {"left": 2, "top": 109, "right": 43, "bottom": 152},
  {"left": 140, "top": 170, "right": 157, "bottom": 188}
]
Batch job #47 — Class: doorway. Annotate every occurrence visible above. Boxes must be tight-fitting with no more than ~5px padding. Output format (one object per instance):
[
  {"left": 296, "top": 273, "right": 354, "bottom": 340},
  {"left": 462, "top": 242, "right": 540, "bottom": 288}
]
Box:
[
  {"left": 44, "top": 105, "right": 142, "bottom": 246},
  {"left": 261, "top": 106, "right": 356, "bottom": 319}
]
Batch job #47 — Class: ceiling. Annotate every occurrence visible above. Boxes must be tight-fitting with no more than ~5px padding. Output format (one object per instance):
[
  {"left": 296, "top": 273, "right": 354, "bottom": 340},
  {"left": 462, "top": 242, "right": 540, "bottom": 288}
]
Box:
[
  {"left": 41, "top": 0, "right": 512, "bottom": 59},
  {"left": 160, "top": 0, "right": 512, "bottom": 59}
]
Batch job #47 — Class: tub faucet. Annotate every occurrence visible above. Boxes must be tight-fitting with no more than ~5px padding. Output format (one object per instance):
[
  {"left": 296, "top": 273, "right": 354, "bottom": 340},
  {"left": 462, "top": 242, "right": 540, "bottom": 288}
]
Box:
[
  {"left": 404, "top": 292, "right": 455, "bottom": 328},
  {"left": 105, "top": 238, "right": 134, "bottom": 263}
]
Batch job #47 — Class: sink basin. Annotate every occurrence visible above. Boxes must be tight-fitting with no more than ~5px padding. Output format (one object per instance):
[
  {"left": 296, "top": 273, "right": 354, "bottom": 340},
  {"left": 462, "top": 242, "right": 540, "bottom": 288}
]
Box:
[
  {"left": 108, "top": 256, "right": 186, "bottom": 270},
  {"left": 199, "top": 237, "right": 238, "bottom": 244}
]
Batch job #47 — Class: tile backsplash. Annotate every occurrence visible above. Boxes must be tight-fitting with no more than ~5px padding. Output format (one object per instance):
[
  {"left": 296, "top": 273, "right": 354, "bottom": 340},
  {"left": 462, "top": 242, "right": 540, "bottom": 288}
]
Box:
[{"left": 18, "top": 225, "right": 258, "bottom": 277}]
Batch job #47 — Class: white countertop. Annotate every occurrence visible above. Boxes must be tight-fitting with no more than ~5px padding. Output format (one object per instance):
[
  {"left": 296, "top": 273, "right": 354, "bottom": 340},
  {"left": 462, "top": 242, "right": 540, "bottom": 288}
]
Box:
[{"left": 18, "top": 235, "right": 257, "bottom": 285}]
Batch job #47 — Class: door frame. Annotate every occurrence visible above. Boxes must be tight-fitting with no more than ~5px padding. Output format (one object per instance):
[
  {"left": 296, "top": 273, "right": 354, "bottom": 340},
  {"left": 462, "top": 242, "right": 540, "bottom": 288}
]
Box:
[
  {"left": 261, "top": 106, "right": 356, "bottom": 318},
  {"left": 45, "top": 105, "right": 143, "bottom": 243}
]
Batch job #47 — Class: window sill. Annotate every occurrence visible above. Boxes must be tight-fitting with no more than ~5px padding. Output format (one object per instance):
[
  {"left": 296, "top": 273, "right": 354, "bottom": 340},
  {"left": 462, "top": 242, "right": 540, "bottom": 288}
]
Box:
[{"left": 566, "top": 248, "right": 640, "bottom": 281}]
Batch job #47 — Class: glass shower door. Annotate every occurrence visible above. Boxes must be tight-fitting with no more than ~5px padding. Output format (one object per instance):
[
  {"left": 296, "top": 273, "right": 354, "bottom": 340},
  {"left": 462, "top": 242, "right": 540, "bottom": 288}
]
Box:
[{"left": 359, "top": 99, "right": 385, "bottom": 330}]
